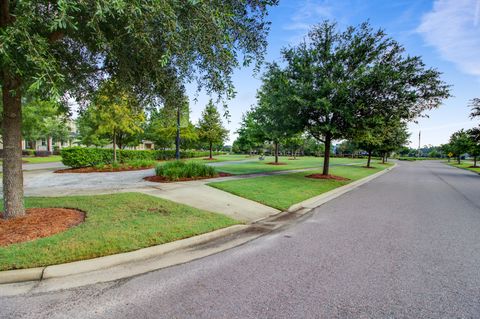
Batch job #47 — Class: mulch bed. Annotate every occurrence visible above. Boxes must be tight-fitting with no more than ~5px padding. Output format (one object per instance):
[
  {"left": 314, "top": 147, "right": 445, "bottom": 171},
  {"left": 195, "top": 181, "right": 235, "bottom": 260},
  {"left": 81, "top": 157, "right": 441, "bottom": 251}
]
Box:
[
  {"left": 362, "top": 166, "right": 377, "bottom": 169},
  {"left": 305, "top": 174, "right": 350, "bottom": 181},
  {"left": 202, "top": 158, "right": 217, "bottom": 161},
  {"left": 266, "top": 162, "right": 287, "bottom": 165},
  {"left": 0, "top": 208, "right": 85, "bottom": 246},
  {"left": 468, "top": 166, "right": 480, "bottom": 168},
  {"left": 144, "top": 172, "right": 233, "bottom": 183},
  {"left": 55, "top": 166, "right": 154, "bottom": 174}
]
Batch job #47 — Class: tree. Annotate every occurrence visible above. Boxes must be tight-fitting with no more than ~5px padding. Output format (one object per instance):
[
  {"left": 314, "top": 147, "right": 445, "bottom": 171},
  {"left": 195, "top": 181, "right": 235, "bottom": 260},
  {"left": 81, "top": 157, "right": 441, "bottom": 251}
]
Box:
[
  {"left": 467, "top": 127, "right": 480, "bottom": 167},
  {"left": 20, "top": 99, "right": 70, "bottom": 151},
  {"left": 448, "top": 130, "right": 473, "bottom": 164},
  {"left": 336, "top": 140, "right": 359, "bottom": 158},
  {"left": 197, "top": 101, "right": 228, "bottom": 159},
  {"left": 145, "top": 91, "right": 198, "bottom": 152},
  {"left": 82, "top": 80, "right": 145, "bottom": 162},
  {"left": 283, "top": 134, "right": 304, "bottom": 159},
  {"left": 233, "top": 112, "right": 266, "bottom": 155},
  {"left": 470, "top": 98, "right": 480, "bottom": 120},
  {"left": 1, "top": 1, "right": 277, "bottom": 218},
  {"left": 252, "top": 63, "right": 301, "bottom": 163},
  {"left": 282, "top": 21, "right": 450, "bottom": 175}
]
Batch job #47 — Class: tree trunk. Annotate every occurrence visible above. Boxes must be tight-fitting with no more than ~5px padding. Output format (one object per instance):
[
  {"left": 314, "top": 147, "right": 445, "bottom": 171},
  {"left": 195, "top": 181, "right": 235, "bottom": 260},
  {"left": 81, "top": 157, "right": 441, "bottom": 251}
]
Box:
[
  {"left": 474, "top": 155, "right": 477, "bottom": 167},
  {"left": 382, "top": 153, "right": 386, "bottom": 164},
  {"left": 457, "top": 156, "right": 461, "bottom": 164},
  {"left": 47, "top": 136, "right": 52, "bottom": 153},
  {"left": 322, "top": 133, "right": 332, "bottom": 175},
  {"left": 113, "top": 130, "right": 117, "bottom": 163},
  {"left": 274, "top": 141, "right": 279, "bottom": 164},
  {"left": 2, "top": 76, "right": 25, "bottom": 218},
  {"left": 175, "top": 104, "right": 180, "bottom": 160},
  {"left": 209, "top": 141, "right": 213, "bottom": 159},
  {"left": 367, "top": 150, "right": 372, "bottom": 168}
]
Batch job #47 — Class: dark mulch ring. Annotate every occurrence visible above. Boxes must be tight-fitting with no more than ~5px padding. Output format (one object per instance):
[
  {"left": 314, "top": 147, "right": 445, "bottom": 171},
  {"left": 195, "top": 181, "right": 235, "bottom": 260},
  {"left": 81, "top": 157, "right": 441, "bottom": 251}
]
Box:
[
  {"left": 362, "top": 166, "right": 377, "bottom": 169},
  {"left": 266, "top": 162, "right": 288, "bottom": 165},
  {"left": 0, "top": 208, "right": 85, "bottom": 246},
  {"left": 144, "top": 172, "right": 233, "bottom": 183},
  {"left": 202, "top": 158, "right": 217, "bottom": 160},
  {"left": 468, "top": 166, "right": 480, "bottom": 168},
  {"left": 305, "top": 174, "right": 351, "bottom": 181},
  {"left": 55, "top": 166, "right": 154, "bottom": 174}
]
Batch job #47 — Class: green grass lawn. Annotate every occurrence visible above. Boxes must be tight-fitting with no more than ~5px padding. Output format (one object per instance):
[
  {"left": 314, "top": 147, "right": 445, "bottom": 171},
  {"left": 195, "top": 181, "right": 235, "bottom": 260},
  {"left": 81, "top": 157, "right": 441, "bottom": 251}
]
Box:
[
  {"left": 22, "top": 155, "right": 63, "bottom": 164},
  {"left": 184, "top": 154, "right": 255, "bottom": 163},
  {"left": 209, "top": 163, "right": 391, "bottom": 210},
  {"left": 0, "top": 193, "right": 238, "bottom": 271},
  {"left": 214, "top": 156, "right": 365, "bottom": 175},
  {"left": 446, "top": 161, "right": 480, "bottom": 174}
]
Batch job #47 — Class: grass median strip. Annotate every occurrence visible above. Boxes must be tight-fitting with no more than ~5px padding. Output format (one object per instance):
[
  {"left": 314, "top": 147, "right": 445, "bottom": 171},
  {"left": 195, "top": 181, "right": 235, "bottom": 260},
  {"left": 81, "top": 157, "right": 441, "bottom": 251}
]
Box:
[
  {"left": 446, "top": 161, "right": 480, "bottom": 174},
  {"left": 0, "top": 193, "right": 238, "bottom": 271},
  {"left": 209, "top": 163, "right": 391, "bottom": 211},
  {"left": 215, "top": 156, "right": 364, "bottom": 175}
]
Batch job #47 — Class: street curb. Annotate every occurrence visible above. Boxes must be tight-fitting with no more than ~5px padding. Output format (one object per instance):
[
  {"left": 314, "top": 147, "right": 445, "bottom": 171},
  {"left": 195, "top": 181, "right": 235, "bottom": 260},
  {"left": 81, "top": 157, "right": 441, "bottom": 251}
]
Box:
[
  {"left": 287, "top": 163, "right": 397, "bottom": 213},
  {"left": 0, "top": 225, "right": 248, "bottom": 284},
  {"left": 0, "top": 267, "right": 44, "bottom": 284}
]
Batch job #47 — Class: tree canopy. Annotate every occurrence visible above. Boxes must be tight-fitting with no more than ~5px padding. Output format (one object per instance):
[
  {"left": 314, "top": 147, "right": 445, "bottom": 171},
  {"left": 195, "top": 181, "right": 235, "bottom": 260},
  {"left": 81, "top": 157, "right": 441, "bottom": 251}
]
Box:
[{"left": 197, "top": 101, "right": 229, "bottom": 159}]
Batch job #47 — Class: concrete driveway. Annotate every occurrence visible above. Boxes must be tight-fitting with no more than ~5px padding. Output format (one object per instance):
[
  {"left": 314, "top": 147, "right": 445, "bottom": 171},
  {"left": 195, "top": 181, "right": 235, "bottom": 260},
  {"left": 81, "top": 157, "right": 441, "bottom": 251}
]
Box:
[{"left": 2, "top": 161, "right": 480, "bottom": 318}]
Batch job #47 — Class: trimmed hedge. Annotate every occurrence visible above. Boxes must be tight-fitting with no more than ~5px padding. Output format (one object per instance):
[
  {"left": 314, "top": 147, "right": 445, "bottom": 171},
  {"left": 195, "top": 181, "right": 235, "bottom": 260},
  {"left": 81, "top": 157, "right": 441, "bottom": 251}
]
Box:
[{"left": 61, "top": 147, "right": 225, "bottom": 168}]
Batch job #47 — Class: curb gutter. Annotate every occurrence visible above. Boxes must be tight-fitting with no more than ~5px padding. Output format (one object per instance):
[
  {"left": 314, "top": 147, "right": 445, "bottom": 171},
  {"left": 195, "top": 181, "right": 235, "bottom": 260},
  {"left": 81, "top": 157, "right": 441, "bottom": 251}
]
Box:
[
  {"left": 287, "top": 163, "right": 397, "bottom": 212},
  {"left": 0, "top": 163, "right": 396, "bottom": 291},
  {"left": 0, "top": 225, "right": 247, "bottom": 284}
]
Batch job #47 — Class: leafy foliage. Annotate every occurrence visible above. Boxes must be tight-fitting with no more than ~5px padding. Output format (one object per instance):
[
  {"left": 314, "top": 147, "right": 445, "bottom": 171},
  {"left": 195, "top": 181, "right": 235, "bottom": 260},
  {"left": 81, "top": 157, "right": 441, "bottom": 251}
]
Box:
[
  {"left": 197, "top": 101, "right": 229, "bottom": 158},
  {"left": 155, "top": 161, "right": 217, "bottom": 181},
  {"left": 60, "top": 147, "right": 224, "bottom": 168}
]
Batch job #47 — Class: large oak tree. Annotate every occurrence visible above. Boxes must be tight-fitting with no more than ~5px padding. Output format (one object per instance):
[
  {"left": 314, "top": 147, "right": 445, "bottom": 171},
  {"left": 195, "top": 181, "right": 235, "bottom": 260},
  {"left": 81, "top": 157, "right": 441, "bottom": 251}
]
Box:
[{"left": 282, "top": 21, "right": 450, "bottom": 175}]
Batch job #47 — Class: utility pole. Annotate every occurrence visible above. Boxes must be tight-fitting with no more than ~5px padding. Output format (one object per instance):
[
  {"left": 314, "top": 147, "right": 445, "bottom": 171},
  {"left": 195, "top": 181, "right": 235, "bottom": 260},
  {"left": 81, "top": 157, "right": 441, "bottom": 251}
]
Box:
[
  {"left": 417, "top": 130, "right": 421, "bottom": 157},
  {"left": 175, "top": 104, "right": 180, "bottom": 160}
]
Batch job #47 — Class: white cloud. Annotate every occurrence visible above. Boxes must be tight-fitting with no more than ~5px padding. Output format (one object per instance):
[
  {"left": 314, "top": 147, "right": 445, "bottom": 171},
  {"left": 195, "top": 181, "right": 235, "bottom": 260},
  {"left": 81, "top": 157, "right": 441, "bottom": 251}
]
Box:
[
  {"left": 418, "top": 0, "right": 480, "bottom": 76},
  {"left": 283, "top": 1, "right": 333, "bottom": 35}
]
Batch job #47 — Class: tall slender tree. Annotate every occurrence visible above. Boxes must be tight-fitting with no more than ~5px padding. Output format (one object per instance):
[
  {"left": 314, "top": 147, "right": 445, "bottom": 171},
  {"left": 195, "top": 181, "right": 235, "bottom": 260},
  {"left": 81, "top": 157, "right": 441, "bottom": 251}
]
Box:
[{"left": 197, "top": 101, "right": 229, "bottom": 159}]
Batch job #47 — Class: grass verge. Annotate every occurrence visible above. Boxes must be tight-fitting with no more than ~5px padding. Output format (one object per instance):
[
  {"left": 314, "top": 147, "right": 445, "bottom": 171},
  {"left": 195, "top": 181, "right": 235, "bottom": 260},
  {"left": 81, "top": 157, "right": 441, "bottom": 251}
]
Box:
[
  {"left": 209, "top": 163, "right": 391, "bottom": 210},
  {"left": 446, "top": 161, "right": 480, "bottom": 174},
  {"left": 22, "top": 155, "right": 63, "bottom": 164},
  {"left": 0, "top": 193, "right": 238, "bottom": 271},
  {"left": 215, "top": 156, "right": 364, "bottom": 175}
]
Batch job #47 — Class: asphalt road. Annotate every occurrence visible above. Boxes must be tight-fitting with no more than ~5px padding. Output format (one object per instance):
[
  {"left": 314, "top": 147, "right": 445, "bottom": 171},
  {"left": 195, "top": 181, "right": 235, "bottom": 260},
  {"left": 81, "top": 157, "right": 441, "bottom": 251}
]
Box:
[{"left": 2, "top": 161, "right": 480, "bottom": 318}]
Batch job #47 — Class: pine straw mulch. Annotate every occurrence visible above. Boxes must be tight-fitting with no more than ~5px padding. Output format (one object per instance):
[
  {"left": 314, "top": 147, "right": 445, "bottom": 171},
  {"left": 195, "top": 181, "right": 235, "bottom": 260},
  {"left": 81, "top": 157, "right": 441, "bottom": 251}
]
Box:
[
  {"left": 305, "top": 174, "right": 350, "bottom": 181},
  {"left": 55, "top": 166, "right": 154, "bottom": 173},
  {"left": 144, "top": 172, "right": 233, "bottom": 183},
  {"left": 0, "top": 208, "right": 85, "bottom": 246}
]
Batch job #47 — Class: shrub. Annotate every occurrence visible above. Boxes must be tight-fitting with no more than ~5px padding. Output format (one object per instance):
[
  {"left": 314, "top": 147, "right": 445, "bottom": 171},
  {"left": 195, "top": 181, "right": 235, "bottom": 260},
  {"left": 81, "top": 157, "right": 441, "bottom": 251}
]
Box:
[
  {"left": 126, "top": 159, "right": 156, "bottom": 168},
  {"left": 155, "top": 161, "right": 217, "bottom": 181},
  {"left": 22, "top": 149, "right": 35, "bottom": 156},
  {"left": 34, "top": 150, "right": 52, "bottom": 157},
  {"left": 61, "top": 147, "right": 226, "bottom": 168}
]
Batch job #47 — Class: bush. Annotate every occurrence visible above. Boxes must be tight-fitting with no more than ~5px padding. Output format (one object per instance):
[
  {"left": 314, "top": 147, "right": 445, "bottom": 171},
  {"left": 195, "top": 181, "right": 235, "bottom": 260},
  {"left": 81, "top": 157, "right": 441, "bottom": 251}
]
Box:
[
  {"left": 34, "top": 150, "right": 52, "bottom": 157},
  {"left": 22, "top": 149, "right": 35, "bottom": 156},
  {"left": 61, "top": 147, "right": 226, "bottom": 168},
  {"left": 155, "top": 161, "right": 217, "bottom": 181},
  {"left": 126, "top": 159, "right": 156, "bottom": 168}
]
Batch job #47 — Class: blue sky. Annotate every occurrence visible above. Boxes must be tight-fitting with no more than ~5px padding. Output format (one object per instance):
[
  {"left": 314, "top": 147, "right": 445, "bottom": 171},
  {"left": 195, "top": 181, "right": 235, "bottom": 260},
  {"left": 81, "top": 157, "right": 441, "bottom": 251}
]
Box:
[{"left": 187, "top": 0, "right": 480, "bottom": 147}]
